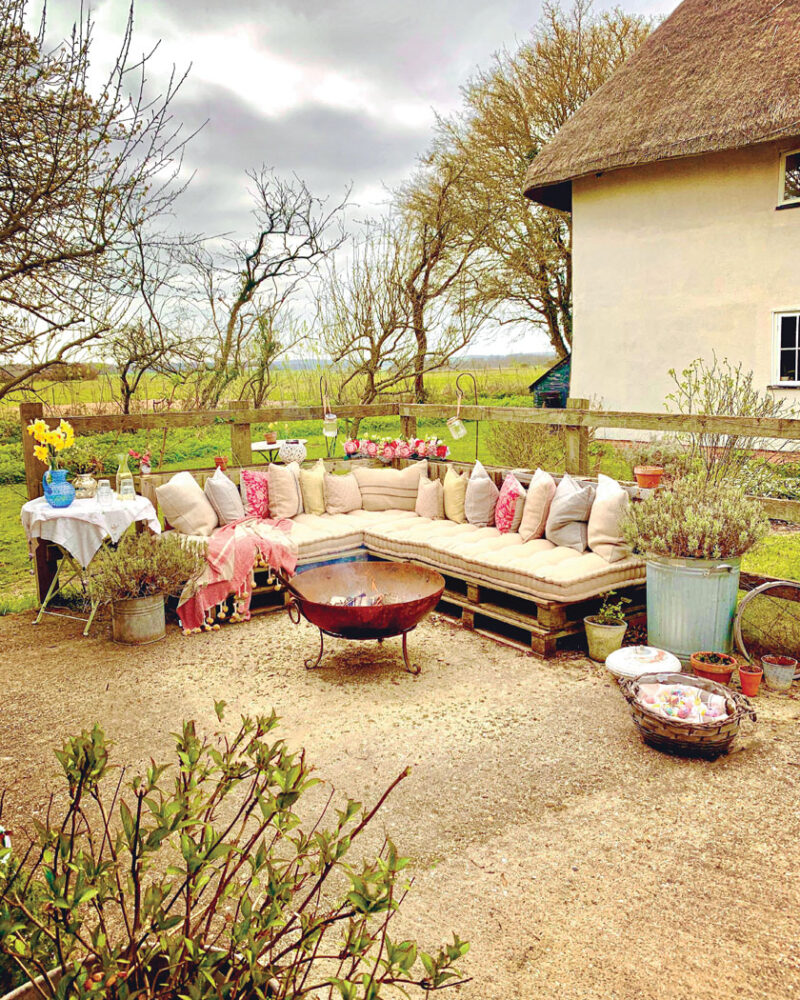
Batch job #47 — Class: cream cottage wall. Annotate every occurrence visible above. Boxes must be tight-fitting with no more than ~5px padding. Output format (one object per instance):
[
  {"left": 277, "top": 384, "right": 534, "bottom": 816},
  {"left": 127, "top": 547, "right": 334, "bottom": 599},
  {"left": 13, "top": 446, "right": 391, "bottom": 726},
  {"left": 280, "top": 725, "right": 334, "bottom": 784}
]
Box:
[{"left": 569, "top": 140, "right": 800, "bottom": 417}]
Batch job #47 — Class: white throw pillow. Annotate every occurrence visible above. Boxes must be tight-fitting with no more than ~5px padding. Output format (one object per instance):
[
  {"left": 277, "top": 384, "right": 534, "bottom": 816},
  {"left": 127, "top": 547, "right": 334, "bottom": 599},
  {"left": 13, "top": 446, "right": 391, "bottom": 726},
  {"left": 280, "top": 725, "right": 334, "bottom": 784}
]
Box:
[
  {"left": 353, "top": 461, "right": 427, "bottom": 511},
  {"left": 267, "top": 462, "right": 304, "bottom": 519},
  {"left": 204, "top": 467, "right": 245, "bottom": 525},
  {"left": 299, "top": 459, "right": 326, "bottom": 516},
  {"left": 464, "top": 460, "right": 499, "bottom": 527},
  {"left": 415, "top": 476, "right": 444, "bottom": 519},
  {"left": 324, "top": 472, "right": 362, "bottom": 515},
  {"left": 588, "top": 473, "right": 631, "bottom": 563},
  {"left": 519, "top": 468, "right": 557, "bottom": 542},
  {"left": 545, "top": 473, "right": 595, "bottom": 552},
  {"left": 156, "top": 471, "right": 218, "bottom": 536}
]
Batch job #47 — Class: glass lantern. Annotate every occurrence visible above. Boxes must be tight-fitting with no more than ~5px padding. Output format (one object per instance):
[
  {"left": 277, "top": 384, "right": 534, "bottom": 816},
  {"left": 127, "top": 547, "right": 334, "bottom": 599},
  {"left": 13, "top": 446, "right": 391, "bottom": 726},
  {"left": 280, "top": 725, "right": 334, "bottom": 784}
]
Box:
[
  {"left": 447, "top": 415, "right": 467, "bottom": 439},
  {"left": 323, "top": 412, "right": 338, "bottom": 438}
]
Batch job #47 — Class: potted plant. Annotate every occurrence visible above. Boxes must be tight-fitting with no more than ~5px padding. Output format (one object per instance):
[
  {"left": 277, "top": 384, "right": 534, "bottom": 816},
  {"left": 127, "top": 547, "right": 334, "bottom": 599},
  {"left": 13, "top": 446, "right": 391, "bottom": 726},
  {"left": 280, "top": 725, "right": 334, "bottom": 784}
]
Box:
[
  {"left": 690, "top": 651, "right": 737, "bottom": 686},
  {"left": 623, "top": 476, "right": 768, "bottom": 663},
  {"left": 68, "top": 440, "right": 104, "bottom": 499},
  {"left": 761, "top": 654, "right": 797, "bottom": 692},
  {"left": 88, "top": 532, "right": 204, "bottom": 644},
  {"left": 265, "top": 421, "right": 278, "bottom": 445},
  {"left": 214, "top": 453, "right": 228, "bottom": 471},
  {"left": 128, "top": 447, "right": 152, "bottom": 475},
  {"left": 738, "top": 659, "right": 763, "bottom": 697},
  {"left": 0, "top": 710, "right": 469, "bottom": 1000},
  {"left": 584, "top": 591, "right": 631, "bottom": 662}
]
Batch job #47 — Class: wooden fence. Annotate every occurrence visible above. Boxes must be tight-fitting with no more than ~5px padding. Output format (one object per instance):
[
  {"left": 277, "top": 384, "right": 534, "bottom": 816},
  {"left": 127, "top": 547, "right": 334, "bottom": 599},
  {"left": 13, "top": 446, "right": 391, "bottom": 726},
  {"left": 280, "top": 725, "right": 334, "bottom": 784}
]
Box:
[{"left": 18, "top": 396, "right": 800, "bottom": 600}]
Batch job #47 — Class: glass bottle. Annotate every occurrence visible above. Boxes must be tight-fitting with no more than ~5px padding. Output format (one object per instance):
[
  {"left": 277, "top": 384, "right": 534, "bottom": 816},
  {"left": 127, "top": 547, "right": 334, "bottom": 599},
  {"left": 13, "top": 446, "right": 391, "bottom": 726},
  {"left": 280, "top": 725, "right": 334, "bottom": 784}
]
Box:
[{"left": 115, "top": 454, "right": 136, "bottom": 501}]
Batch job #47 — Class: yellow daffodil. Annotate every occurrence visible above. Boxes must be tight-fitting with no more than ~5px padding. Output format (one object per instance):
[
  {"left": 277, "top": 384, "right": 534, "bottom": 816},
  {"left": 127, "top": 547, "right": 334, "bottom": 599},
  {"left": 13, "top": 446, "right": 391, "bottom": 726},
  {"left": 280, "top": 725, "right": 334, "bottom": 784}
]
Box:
[
  {"left": 58, "top": 419, "right": 73, "bottom": 436},
  {"left": 33, "top": 445, "right": 48, "bottom": 463}
]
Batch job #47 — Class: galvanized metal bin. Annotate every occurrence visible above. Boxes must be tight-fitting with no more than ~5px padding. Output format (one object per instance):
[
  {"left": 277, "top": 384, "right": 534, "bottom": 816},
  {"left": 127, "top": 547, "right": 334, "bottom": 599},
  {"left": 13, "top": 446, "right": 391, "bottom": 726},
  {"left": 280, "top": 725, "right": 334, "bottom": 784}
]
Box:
[{"left": 646, "top": 554, "right": 741, "bottom": 664}]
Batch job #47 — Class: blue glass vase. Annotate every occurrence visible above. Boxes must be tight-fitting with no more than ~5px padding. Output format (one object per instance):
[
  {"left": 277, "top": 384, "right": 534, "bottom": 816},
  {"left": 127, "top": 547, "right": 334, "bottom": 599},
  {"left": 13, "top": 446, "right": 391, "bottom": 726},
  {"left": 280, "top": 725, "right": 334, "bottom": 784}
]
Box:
[{"left": 43, "top": 468, "right": 76, "bottom": 508}]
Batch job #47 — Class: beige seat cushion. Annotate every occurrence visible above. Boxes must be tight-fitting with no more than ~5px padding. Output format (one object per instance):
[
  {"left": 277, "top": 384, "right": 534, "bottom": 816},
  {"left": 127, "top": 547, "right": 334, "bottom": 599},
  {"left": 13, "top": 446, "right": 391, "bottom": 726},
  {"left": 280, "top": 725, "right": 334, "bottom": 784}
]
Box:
[
  {"left": 464, "top": 460, "right": 499, "bottom": 527},
  {"left": 268, "top": 462, "right": 304, "bottom": 519},
  {"left": 299, "top": 459, "right": 326, "bottom": 516},
  {"left": 324, "top": 472, "right": 362, "bottom": 515},
  {"left": 156, "top": 471, "right": 218, "bottom": 536},
  {"left": 519, "top": 468, "right": 556, "bottom": 542},
  {"left": 588, "top": 474, "right": 632, "bottom": 563},
  {"left": 415, "top": 476, "right": 444, "bottom": 519},
  {"left": 353, "top": 461, "right": 427, "bottom": 511},
  {"left": 443, "top": 467, "right": 468, "bottom": 523}
]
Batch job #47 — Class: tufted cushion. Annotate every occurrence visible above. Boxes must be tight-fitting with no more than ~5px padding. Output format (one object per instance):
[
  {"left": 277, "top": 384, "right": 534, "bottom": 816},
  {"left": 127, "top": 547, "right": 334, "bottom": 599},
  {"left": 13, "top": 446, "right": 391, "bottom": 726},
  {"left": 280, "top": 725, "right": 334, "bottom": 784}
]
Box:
[
  {"left": 545, "top": 473, "right": 595, "bottom": 552},
  {"left": 156, "top": 471, "right": 218, "bottom": 536}
]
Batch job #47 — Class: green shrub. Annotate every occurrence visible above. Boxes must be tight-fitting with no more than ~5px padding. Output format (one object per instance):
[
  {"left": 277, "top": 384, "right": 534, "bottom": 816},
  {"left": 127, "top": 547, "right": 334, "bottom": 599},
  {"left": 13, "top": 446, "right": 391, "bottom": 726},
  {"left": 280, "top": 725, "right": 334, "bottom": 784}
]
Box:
[
  {"left": 622, "top": 476, "right": 768, "bottom": 560},
  {"left": 0, "top": 709, "right": 469, "bottom": 999},
  {"left": 486, "top": 421, "right": 565, "bottom": 472},
  {"left": 88, "top": 532, "right": 205, "bottom": 602}
]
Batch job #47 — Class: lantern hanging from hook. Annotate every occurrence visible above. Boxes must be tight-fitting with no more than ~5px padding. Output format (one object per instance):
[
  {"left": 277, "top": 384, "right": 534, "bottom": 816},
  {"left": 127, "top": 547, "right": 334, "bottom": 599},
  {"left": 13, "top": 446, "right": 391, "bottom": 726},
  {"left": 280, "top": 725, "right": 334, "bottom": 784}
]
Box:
[
  {"left": 448, "top": 372, "right": 479, "bottom": 461},
  {"left": 319, "top": 375, "right": 338, "bottom": 458}
]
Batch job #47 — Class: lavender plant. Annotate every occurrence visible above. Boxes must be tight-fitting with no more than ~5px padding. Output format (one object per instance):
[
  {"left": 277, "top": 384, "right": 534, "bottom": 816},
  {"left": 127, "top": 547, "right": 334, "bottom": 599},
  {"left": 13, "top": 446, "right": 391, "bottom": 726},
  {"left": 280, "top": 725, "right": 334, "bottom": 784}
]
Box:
[
  {"left": 87, "top": 532, "right": 204, "bottom": 602},
  {"left": 0, "top": 707, "right": 469, "bottom": 999}
]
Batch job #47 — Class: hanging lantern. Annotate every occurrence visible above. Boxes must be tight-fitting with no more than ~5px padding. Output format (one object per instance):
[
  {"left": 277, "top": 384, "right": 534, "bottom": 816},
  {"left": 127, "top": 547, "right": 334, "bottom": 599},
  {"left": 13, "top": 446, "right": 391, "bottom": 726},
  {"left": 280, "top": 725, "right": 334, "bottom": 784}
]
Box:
[
  {"left": 323, "top": 412, "right": 338, "bottom": 439},
  {"left": 447, "top": 389, "right": 467, "bottom": 439}
]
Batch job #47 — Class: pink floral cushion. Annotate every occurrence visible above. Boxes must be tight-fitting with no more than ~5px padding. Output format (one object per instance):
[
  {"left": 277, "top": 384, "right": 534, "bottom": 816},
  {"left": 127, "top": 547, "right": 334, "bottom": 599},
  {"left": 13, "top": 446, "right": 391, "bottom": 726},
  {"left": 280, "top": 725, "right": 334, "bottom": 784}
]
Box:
[
  {"left": 239, "top": 468, "right": 269, "bottom": 518},
  {"left": 495, "top": 473, "right": 526, "bottom": 534}
]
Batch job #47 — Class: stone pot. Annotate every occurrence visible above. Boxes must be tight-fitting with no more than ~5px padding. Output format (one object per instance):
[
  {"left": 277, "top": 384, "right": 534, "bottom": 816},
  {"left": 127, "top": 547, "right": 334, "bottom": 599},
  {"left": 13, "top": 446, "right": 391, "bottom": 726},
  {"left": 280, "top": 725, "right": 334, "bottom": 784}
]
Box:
[
  {"left": 111, "top": 594, "right": 166, "bottom": 645},
  {"left": 584, "top": 616, "right": 627, "bottom": 662}
]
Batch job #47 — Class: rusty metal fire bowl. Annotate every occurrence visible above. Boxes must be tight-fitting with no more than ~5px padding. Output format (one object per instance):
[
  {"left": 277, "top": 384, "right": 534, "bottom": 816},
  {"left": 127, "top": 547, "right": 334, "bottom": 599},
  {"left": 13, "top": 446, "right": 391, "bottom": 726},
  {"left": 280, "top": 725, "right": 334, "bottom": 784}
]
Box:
[{"left": 284, "top": 561, "right": 445, "bottom": 674}]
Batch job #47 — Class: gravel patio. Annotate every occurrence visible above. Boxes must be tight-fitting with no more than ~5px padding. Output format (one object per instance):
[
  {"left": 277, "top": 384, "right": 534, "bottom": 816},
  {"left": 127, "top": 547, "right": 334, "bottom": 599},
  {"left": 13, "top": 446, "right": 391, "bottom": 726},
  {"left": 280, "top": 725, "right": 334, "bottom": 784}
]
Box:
[{"left": 1, "top": 609, "right": 799, "bottom": 999}]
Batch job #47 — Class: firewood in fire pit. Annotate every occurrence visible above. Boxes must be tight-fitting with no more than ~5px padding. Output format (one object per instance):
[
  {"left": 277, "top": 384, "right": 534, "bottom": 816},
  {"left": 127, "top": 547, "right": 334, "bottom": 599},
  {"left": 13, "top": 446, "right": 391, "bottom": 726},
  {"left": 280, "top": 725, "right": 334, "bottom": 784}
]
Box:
[{"left": 329, "top": 592, "right": 384, "bottom": 607}]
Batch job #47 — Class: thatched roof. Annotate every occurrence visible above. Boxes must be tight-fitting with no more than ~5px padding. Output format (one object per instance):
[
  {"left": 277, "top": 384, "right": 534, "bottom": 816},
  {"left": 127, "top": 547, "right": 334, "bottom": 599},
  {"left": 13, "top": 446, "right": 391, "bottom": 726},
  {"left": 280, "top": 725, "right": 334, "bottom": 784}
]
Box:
[{"left": 524, "top": 0, "right": 800, "bottom": 210}]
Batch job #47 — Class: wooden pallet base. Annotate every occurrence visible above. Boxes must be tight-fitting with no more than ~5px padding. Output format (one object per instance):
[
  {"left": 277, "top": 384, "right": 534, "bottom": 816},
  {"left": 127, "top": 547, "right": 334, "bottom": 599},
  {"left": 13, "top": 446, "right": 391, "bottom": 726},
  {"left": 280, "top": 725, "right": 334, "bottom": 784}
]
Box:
[{"left": 376, "top": 555, "right": 645, "bottom": 658}]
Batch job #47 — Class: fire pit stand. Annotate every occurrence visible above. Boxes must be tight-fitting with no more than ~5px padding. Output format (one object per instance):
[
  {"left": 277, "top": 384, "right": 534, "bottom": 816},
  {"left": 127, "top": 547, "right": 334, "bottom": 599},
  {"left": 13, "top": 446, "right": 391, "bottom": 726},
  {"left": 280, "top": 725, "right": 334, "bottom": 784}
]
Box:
[{"left": 281, "top": 562, "right": 445, "bottom": 675}]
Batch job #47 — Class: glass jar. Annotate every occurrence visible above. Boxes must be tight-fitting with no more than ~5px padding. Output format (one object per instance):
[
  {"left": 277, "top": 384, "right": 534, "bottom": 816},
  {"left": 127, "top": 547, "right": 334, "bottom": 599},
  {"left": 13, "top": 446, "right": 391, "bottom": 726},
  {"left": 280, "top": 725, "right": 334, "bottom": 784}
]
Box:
[
  {"left": 323, "top": 412, "right": 338, "bottom": 438},
  {"left": 96, "top": 479, "right": 113, "bottom": 508},
  {"left": 116, "top": 454, "right": 135, "bottom": 500},
  {"left": 446, "top": 416, "right": 467, "bottom": 440}
]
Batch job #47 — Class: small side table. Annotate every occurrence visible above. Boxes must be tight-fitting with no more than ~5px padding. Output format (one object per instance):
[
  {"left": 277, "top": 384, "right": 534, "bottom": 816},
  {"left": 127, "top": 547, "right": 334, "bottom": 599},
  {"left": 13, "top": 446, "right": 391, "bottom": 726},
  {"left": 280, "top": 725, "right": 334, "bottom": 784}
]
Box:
[
  {"left": 251, "top": 439, "right": 308, "bottom": 463},
  {"left": 20, "top": 495, "right": 161, "bottom": 635}
]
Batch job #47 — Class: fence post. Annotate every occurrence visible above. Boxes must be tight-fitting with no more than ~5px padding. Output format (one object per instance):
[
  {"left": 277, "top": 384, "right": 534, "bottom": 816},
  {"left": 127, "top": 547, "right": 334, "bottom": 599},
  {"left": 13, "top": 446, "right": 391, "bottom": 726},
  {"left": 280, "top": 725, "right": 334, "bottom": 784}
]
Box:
[
  {"left": 229, "top": 400, "right": 252, "bottom": 467},
  {"left": 400, "top": 406, "right": 417, "bottom": 440},
  {"left": 19, "top": 402, "right": 59, "bottom": 602},
  {"left": 564, "top": 397, "right": 590, "bottom": 476}
]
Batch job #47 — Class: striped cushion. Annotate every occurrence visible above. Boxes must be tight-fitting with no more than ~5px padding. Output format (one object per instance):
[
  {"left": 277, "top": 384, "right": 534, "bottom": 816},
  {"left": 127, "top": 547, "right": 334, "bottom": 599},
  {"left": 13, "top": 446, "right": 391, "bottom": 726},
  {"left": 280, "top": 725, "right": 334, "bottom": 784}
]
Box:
[{"left": 353, "top": 461, "right": 427, "bottom": 511}]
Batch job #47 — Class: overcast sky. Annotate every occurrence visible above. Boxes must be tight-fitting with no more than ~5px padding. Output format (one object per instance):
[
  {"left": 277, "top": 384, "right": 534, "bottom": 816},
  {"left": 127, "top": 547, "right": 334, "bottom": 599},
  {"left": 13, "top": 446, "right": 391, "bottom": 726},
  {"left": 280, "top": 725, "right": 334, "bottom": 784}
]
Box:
[{"left": 46, "top": 0, "right": 674, "bottom": 352}]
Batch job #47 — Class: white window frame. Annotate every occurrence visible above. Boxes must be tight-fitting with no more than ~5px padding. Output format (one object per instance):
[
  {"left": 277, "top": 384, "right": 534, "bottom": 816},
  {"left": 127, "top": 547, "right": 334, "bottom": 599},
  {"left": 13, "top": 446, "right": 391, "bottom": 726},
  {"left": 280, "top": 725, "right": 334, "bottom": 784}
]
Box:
[
  {"left": 773, "top": 310, "right": 800, "bottom": 386},
  {"left": 778, "top": 148, "right": 800, "bottom": 206}
]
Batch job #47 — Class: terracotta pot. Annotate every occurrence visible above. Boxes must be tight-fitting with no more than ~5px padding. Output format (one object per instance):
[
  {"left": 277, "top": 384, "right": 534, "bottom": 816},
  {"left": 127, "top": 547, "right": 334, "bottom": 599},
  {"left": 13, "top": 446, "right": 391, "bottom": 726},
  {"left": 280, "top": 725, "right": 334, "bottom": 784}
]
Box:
[
  {"left": 265, "top": 431, "right": 278, "bottom": 445},
  {"left": 214, "top": 456, "right": 228, "bottom": 471},
  {"left": 738, "top": 663, "right": 763, "bottom": 697},
  {"left": 634, "top": 465, "right": 664, "bottom": 489},
  {"left": 690, "top": 651, "right": 736, "bottom": 686}
]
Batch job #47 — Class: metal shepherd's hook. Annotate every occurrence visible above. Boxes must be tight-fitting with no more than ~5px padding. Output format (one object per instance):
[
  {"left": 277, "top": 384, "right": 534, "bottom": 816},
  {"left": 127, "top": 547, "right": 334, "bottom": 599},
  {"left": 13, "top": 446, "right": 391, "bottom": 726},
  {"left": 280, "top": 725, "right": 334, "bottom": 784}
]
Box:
[
  {"left": 319, "top": 375, "right": 338, "bottom": 458},
  {"left": 456, "top": 371, "right": 479, "bottom": 462}
]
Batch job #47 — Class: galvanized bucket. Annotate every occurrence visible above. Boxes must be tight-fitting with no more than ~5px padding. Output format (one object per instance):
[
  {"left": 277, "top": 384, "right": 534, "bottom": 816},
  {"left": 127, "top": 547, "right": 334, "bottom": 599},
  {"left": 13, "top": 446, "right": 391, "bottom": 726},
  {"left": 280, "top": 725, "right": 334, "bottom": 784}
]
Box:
[
  {"left": 111, "top": 594, "right": 166, "bottom": 645},
  {"left": 646, "top": 554, "right": 741, "bottom": 664}
]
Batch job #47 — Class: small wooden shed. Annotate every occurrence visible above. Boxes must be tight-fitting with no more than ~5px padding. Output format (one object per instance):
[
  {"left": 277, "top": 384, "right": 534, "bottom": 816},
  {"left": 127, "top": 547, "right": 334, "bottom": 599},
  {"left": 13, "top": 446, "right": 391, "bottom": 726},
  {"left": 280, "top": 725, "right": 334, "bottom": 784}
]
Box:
[{"left": 528, "top": 356, "right": 571, "bottom": 407}]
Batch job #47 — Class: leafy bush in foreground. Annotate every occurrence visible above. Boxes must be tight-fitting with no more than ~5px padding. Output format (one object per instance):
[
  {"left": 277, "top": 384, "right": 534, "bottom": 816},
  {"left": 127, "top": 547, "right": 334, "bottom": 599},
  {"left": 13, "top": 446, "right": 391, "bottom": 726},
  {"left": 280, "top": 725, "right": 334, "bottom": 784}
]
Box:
[{"left": 0, "top": 708, "right": 469, "bottom": 999}]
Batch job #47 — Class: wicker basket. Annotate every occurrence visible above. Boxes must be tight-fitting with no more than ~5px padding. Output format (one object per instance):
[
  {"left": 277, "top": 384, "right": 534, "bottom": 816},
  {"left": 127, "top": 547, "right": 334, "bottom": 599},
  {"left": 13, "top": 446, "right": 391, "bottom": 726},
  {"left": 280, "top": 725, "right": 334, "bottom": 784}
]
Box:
[{"left": 619, "top": 672, "right": 756, "bottom": 759}]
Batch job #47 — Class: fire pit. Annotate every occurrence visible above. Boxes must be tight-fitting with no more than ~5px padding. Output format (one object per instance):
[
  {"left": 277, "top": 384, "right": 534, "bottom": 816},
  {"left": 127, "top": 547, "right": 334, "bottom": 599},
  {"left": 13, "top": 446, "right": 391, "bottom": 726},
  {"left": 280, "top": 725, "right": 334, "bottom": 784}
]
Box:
[{"left": 283, "top": 561, "right": 445, "bottom": 674}]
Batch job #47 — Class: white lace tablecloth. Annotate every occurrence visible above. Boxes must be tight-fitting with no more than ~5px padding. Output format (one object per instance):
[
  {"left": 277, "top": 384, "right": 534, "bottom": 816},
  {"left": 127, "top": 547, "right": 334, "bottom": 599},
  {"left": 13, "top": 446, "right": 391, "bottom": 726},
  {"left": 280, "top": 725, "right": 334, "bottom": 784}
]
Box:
[{"left": 21, "top": 496, "right": 161, "bottom": 568}]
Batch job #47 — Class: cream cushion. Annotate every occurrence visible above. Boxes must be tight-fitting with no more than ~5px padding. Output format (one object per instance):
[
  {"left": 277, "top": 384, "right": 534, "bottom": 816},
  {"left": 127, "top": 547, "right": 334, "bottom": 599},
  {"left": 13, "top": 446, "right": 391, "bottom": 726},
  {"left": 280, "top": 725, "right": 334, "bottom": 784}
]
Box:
[
  {"left": 299, "top": 459, "right": 326, "bottom": 516},
  {"left": 156, "top": 471, "right": 218, "bottom": 536},
  {"left": 267, "top": 462, "right": 304, "bottom": 519},
  {"left": 464, "top": 460, "right": 499, "bottom": 527},
  {"left": 443, "top": 467, "right": 468, "bottom": 523},
  {"left": 324, "top": 472, "right": 362, "bottom": 515},
  {"left": 353, "top": 461, "right": 427, "bottom": 511},
  {"left": 204, "top": 467, "right": 245, "bottom": 525},
  {"left": 545, "top": 473, "right": 595, "bottom": 552},
  {"left": 519, "top": 468, "right": 557, "bottom": 542},
  {"left": 588, "top": 474, "right": 631, "bottom": 563},
  {"left": 415, "top": 476, "right": 444, "bottom": 519}
]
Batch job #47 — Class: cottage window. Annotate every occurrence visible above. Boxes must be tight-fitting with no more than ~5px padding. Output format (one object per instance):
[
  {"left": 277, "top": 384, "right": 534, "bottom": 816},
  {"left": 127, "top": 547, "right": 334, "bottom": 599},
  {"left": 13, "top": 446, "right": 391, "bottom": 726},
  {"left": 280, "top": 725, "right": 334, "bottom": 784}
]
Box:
[
  {"left": 779, "top": 150, "right": 800, "bottom": 206},
  {"left": 775, "top": 312, "right": 800, "bottom": 384}
]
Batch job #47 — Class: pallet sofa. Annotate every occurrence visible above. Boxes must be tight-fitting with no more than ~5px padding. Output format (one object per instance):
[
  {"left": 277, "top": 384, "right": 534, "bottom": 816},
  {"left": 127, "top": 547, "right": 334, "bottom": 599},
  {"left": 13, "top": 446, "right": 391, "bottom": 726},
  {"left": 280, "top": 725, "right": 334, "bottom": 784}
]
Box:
[{"left": 140, "top": 459, "right": 646, "bottom": 657}]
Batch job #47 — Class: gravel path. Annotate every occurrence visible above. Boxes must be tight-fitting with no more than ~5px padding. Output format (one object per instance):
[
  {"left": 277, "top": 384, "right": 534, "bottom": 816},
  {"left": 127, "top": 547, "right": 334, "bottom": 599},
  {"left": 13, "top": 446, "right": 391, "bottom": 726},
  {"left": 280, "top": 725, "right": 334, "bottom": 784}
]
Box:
[{"left": 1, "top": 609, "right": 799, "bottom": 999}]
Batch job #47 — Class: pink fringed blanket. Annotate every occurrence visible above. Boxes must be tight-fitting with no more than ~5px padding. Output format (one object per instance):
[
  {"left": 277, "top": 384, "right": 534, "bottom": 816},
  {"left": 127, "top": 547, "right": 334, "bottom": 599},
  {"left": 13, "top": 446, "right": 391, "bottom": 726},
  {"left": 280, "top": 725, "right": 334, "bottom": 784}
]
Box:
[{"left": 177, "top": 517, "right": 297, "bottom": 631}]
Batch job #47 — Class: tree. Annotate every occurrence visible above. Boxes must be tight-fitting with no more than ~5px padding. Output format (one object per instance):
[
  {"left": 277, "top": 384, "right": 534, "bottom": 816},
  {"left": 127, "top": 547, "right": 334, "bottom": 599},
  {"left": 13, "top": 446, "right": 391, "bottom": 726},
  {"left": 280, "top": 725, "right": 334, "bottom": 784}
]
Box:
[
  {"left": 0, "top": 0, "right": 194, "bottom": 401},
  {"left": 188, "top": 169, "right": 347, "bottom": 407},
  {"left": 396, "top": 158, "right": 490, "bottom": 402},
  {"left": 317, "top": 219, "right": 481, "bottom": 435},
  {"left": 429, "top": 0, "right": 651, "bottom": 358}
]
